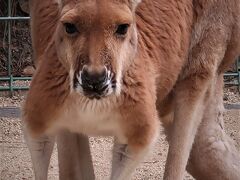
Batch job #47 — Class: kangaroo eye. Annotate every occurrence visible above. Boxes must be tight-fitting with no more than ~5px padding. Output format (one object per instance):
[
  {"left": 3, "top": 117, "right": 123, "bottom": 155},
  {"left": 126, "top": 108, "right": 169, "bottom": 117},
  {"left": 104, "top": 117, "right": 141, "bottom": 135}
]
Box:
[
  {"left": 64, "top": 23, "right": 78, "bottom": 34},
  {"left": 115, "top": 24, "right": 129, "bottom": 36}
]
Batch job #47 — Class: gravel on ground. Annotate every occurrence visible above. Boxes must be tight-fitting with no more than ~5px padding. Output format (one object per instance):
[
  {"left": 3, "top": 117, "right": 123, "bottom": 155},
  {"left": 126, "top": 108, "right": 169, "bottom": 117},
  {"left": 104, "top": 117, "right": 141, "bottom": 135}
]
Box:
[{"left": 0, "top": 89, "right": 239, "bottom": 180}]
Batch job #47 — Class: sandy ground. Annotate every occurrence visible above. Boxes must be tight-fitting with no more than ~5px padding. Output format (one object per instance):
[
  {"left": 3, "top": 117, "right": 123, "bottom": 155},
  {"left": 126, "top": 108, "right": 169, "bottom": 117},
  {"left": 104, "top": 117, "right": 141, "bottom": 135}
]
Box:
[{"left": 0, "top": 89, "right": 239, "bottom": 180}]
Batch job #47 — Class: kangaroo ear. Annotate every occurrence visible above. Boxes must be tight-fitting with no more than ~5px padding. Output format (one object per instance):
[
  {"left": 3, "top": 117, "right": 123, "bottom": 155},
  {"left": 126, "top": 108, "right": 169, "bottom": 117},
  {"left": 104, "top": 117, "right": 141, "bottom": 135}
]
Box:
[{"left": 129, "top": 0, "right": 142, "bottom": 10}]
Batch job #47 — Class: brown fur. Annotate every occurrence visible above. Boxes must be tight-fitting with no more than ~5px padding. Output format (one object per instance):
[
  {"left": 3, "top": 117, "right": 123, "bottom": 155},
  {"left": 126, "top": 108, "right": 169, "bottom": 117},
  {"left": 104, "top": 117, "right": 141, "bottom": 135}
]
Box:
[
  {"left": 24, "top": 0, "right": 240, "bottom": 179},
  {"left": 187, "top": 75, "right": 240, "bottom": 180}
]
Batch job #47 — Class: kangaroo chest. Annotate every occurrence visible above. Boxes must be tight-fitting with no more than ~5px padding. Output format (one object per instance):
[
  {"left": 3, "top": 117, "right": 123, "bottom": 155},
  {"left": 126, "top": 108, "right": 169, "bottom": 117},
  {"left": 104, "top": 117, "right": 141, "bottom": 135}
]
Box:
[{"left": 52, "top": 98, "right": 127, "bottom": 143}]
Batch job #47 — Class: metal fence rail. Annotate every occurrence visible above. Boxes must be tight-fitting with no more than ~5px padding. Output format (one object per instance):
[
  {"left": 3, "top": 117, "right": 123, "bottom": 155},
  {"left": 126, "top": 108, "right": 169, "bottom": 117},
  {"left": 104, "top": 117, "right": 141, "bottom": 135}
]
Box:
[
  {"left": 0, "top": 0, "right": 31, "bottom": 94},
  {"left": 224, "top": 58, "right": 240, "bottom": 91},
  {"left": 0, "top": 0, "right": 240, "bottom": 95}
]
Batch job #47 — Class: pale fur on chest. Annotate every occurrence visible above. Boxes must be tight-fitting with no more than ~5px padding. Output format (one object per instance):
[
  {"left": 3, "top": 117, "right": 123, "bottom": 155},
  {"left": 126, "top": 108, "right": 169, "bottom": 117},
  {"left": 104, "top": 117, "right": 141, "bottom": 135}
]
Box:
[{"left": 50, "top": 93, "right": 127, "bottom": 144}]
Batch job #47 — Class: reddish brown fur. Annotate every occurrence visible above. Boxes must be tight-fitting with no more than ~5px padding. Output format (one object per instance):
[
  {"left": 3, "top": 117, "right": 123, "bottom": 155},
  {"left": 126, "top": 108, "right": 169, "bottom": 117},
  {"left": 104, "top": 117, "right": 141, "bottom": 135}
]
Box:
[{"left": 24, "top": 0, "right": 240, "bottom": 179}]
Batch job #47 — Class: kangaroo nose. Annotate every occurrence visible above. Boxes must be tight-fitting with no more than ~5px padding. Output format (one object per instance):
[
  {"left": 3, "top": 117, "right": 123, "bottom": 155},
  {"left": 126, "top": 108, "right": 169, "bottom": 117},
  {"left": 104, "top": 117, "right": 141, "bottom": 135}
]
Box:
[{"left": 81, "top": 67, "right": 108, "bottom": 92}]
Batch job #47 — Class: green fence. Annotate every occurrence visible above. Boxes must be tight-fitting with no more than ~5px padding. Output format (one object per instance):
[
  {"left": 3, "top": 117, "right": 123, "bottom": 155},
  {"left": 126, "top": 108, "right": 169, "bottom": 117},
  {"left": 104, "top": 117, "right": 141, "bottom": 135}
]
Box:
[
  {"left": 0, "top": 0, "right": 31, "bottom": 94},
  {"left": 0, "top": 0, "right": 240, "bottom": 95},
  {"left": 225, "top": 59, "right": 240, "bottom": 90}
]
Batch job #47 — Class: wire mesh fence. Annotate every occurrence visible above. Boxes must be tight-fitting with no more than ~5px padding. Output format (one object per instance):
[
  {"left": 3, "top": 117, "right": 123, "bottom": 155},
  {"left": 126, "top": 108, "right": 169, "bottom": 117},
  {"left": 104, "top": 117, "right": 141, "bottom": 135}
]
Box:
[{"left": 0, "top": 0, "right": 240, "bottom": 95}]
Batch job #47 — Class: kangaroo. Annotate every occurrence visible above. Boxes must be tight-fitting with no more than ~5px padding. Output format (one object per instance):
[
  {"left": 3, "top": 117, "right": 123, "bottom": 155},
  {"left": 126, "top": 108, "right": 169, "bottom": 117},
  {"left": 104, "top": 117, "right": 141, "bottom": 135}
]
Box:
[{"left": 24, "top": 0, "right": 240, "bottom": 179}]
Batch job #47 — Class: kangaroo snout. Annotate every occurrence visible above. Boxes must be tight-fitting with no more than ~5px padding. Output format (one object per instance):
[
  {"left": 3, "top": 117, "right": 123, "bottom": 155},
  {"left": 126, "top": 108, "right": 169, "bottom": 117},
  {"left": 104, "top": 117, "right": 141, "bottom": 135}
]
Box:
[{"left": 81, "top": 66, "right": 108, "bottom": 91}]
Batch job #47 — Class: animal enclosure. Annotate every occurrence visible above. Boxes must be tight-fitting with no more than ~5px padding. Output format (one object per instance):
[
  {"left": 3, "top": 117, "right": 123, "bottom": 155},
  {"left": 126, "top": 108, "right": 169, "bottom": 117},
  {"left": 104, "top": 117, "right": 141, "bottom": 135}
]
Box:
[{"left": 0, "top": 1, "right": 240, "bottom": 180}]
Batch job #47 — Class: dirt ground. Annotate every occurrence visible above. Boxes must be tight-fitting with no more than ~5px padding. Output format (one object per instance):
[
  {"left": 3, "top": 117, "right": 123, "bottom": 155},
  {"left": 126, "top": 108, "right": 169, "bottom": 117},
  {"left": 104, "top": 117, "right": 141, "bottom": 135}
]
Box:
[{"left": 0, "top": 89, "right": 239, "bottom": 180}]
